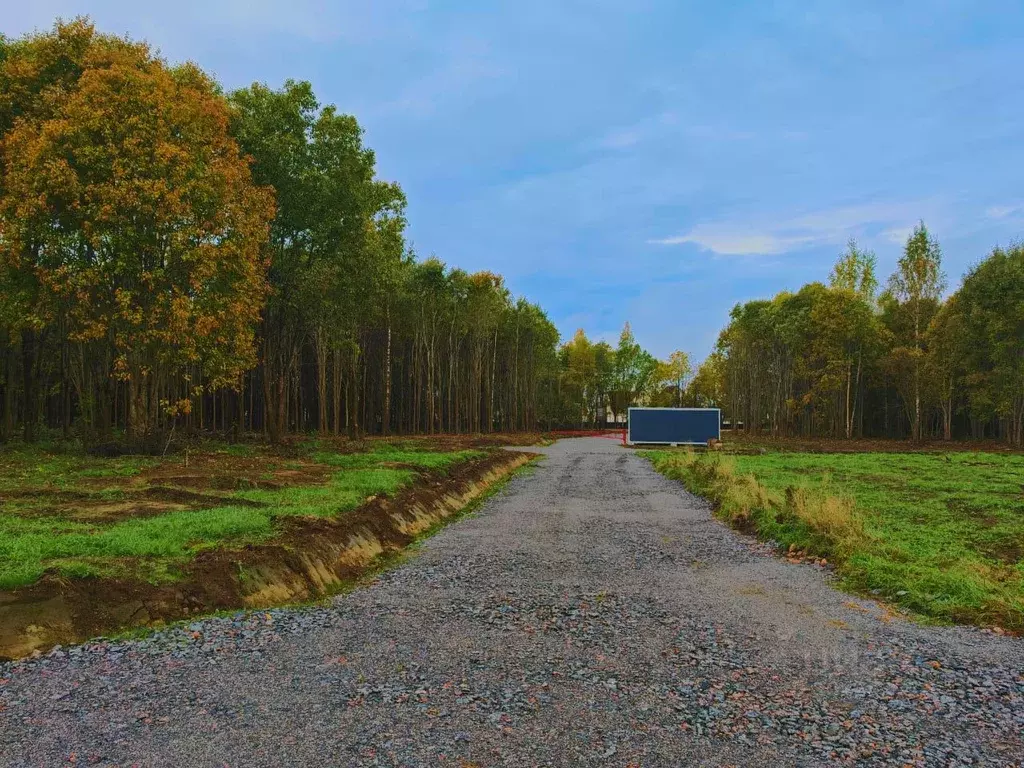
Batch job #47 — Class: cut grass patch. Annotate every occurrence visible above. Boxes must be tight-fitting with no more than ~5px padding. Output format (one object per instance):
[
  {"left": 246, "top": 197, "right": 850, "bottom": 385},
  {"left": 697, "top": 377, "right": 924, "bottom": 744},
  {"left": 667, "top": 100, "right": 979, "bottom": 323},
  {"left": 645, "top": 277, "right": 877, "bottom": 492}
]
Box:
[
  {"left": 0, "top": 440, "right": 486, "bottom": 590},
  {"left": 231, "top": 467, "right": 416, "bottom": 516},
  {"left": 309, "top": 441, "right": 484, "bottom": 472},
  {"left": 645, "top": 449, "right": 1024, "bottom": 631},
  {"left": 0, "top": 506, "right": 273, "bottom": 589}
]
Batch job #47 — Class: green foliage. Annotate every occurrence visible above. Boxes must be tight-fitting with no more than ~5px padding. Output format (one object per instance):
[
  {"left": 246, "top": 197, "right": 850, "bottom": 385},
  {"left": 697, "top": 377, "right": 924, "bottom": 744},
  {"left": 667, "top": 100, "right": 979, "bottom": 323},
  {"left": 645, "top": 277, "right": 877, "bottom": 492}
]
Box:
[
  {"left": 689, "top": 351, "right": 725, "bottom": 408},
  {"left": 0, "top": 21, "right": 560, "bottom": 447},
  {"left": 830, "top": 238, "right": 879, "bottom": 303},
  {"left": 0, "top": 19, "right": 274, "bottom": 441},
  {"left": 888, "top": 222, "right": 946, "bottom": 309},
  {"left": 613, "top": 322, "right": 659, "bottom": 413},
  {"left": 707, "top": 226, "right": 1024, "bottom": 444},
  {"left": 647, "top": 448, "right": 1024, "bottom": 629},
  {"left": 549, "top": 321, "right": 692, "bottom": 427},
  {"left": 0, "top": 441, "right": 481, "bottom": 589},
  {"left": 955, "top": 244, "right": 1024, "bottom": 443}
]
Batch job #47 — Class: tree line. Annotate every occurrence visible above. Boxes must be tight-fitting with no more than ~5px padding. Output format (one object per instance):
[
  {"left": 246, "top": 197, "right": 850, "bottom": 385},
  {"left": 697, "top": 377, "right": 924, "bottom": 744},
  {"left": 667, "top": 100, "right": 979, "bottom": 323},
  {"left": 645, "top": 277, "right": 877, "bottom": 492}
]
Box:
[
  {"left": 546, "top": 225, "right": 1023, "bottom": 446},
  {"left": 544, "top": 322, "right": 694, "bottom": 428},
  {"left": 0, "top": 19, "right": 561, "bottom": 447},
  {"left": 698, "top": 226, "right": 1024, "bottom": 445},
  {"left": 5, "top": 21, "right": 1019, "bottom": 448}
]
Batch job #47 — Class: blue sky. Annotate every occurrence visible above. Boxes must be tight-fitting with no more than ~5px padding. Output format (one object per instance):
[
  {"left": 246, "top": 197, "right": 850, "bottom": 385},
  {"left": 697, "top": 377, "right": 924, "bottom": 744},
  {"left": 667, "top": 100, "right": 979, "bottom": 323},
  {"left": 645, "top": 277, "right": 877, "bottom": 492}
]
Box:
[{"left": 5, "top": 1, "right": 1024, "bottom": 362}]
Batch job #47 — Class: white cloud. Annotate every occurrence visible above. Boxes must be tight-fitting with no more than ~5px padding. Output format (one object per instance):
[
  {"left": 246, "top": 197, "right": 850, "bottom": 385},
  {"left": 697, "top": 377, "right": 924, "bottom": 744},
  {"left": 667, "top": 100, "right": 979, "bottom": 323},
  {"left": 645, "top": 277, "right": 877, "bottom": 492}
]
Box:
[
  {"left": 880, "top": 225, "right": 914, "bottom": 244},
  {"left": 649, "top": 201, "right": 933, "bottom": 256},
  {"left": 648, "top": 232, "right": 812, "bottom": 255},
  {"left": 588, "top": 113, "right": 764, "bottom": 153},
  {"left": 985, "top": 203, "right": 1024, "bottom": 219}
]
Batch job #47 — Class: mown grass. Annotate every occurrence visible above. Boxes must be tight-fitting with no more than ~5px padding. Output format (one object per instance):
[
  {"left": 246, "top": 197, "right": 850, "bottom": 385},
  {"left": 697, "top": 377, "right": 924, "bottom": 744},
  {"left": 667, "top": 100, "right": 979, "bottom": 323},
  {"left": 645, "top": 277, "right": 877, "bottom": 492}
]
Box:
[
  {"left": 645, "top": 449, "right": 1024, "bottom": 631},
  {"left": 0, "top": 440, "right": 484, "bottom": 590}
]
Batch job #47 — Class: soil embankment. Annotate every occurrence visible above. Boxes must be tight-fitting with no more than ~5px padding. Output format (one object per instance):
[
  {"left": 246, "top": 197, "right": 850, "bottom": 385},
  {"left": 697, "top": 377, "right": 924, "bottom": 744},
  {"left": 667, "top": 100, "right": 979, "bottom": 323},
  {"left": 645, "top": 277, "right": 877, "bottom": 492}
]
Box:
[{"left": 0, "top": 450, "right": 533, "bottom": 659}]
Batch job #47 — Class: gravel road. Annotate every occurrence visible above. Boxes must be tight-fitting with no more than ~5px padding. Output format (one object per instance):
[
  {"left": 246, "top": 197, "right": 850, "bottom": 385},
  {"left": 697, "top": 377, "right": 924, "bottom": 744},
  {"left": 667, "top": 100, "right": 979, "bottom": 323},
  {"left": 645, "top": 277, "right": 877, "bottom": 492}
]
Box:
[{"left": 2, "top": 437, "right": 1022, "bottom": 767}]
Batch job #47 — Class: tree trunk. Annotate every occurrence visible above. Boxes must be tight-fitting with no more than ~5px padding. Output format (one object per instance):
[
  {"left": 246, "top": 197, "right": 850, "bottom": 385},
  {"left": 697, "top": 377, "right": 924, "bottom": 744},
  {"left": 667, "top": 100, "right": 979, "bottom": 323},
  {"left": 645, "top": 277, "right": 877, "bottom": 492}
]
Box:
[
  {"left": 127, "top": 367, "right": 153, "bottom": 446},
  {"left": 0, "top": 331, "right": 13, "bottom": 442},
  {"left": 332, "top": 347, "right": 343, "bottom": 436},
  {"left": 383, "top": 302, "right": 392, "bottom": 436},
  {"left": 315, "top": 330, "right": 329, "bottom": 436},
  {"left": 913, "top": 304, "right": 922, "bottom": 442},
  {"left": 347, "top": 345, "right": 360, "bottom": 439},
  {"left": 21, "top": 328, "right": 38, "bottom": 443},
  {"left": 845, "top": 361, "right": 853, "bottom": 439}
]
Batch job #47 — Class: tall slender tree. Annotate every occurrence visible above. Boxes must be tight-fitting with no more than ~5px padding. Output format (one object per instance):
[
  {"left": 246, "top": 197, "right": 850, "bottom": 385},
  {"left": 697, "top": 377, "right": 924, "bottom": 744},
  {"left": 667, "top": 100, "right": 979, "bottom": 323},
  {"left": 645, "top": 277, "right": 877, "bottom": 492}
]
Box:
[{"left": 885, "top": 222, "right": 946, "bottom": 441}]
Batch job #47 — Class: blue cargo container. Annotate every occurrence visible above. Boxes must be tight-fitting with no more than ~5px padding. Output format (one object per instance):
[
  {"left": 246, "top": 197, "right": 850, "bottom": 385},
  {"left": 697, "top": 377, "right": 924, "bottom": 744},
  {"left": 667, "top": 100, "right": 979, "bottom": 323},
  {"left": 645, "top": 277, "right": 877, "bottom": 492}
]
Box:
[{"left": 627, "top": 407, "right": 721, "bottom": 446}]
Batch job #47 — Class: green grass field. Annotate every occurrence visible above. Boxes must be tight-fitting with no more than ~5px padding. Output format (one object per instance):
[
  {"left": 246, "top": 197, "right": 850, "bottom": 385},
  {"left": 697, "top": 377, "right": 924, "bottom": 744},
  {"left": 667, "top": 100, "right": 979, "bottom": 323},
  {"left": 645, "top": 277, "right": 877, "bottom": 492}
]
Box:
[
  {"left": 646, "top": 449, "right": 1024, "bottom": 630},
  {"left": 0, "top": 441, "right": 483, "bottom": 590}
]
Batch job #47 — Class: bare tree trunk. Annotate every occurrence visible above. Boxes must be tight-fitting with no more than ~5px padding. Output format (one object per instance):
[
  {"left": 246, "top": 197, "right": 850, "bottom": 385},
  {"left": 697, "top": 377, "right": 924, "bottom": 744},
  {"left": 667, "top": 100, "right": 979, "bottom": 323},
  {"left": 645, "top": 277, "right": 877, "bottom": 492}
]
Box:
[
  {"left": 332, "top": 347, "right": 342, "bottom": 436},
  {"left": 845, "top": 361, "right": 853, "bottom": 439},
  {"left": 21, "top": 328, "right": 38, "bottom": 443},
  {"left": 347, "top": 345, "right": 360, "bottom": 439},
  {"left": 0, "top": 331, "right": 14, "bottom": 442},
  {"left": 488, "top": 325, "right": 498, "bottom": 433},
  {"left": 383, "top": 301, "right": 392, "bottom": 436},
  {"left": 314, "top": 330, "right": 329, "bottom": 436},
  {"left": 913, "top": 305, "right": 922, "bottom": 442},
  {"left": 127, "top": 367, "right": 153, "bottom": 445}
]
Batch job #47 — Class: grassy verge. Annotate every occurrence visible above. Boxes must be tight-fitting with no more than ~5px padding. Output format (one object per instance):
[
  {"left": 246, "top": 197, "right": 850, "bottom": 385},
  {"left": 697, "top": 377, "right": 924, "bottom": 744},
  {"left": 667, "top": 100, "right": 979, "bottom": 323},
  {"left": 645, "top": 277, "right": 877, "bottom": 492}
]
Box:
[
  {"left": 0, "top": 441, "right": 485, "bottom": 590},
  {"left": 644, "top": 449, "right": 1024, "bottom": 631}
]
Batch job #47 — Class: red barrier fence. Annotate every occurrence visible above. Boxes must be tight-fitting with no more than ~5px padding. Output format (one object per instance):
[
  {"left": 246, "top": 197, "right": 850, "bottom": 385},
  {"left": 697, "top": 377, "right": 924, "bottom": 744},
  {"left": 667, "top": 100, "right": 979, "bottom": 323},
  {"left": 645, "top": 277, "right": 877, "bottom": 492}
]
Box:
[{"left": 547, "top": 429, "right": 628, "bottom": 445}]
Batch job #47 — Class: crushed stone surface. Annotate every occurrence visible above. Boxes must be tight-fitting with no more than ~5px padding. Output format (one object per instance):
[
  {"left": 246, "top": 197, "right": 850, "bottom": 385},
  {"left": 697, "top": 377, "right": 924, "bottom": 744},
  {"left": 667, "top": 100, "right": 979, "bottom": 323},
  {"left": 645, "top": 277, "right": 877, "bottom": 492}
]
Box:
[{"left": 1, "top": 437, "right": 1022, "bottom": 766}]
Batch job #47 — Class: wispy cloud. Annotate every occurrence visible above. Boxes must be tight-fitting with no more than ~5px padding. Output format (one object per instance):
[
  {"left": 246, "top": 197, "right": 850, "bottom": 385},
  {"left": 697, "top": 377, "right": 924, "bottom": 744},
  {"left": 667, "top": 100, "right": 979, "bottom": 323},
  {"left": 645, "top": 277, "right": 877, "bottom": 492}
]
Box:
[
  {"left": 372, "top": 35, "right": 505, "bottom": 118},
  {"left": 588, "top": 113, "right": 763, "bottom": 153},
  {"left": 589, "top": 112, "right": 679, "bottom": 151},
  {"left": 649, "top": 201, "right": 934, "bottom": 256},
  {"left": 880, "top": 225, "right": 914, "bottom": 244},
  {"left": 985, "top": 203, "right": 1024, "bottom": 219},
  {"left": 649, "top": 231, "right": 812, "bottom": 255}
]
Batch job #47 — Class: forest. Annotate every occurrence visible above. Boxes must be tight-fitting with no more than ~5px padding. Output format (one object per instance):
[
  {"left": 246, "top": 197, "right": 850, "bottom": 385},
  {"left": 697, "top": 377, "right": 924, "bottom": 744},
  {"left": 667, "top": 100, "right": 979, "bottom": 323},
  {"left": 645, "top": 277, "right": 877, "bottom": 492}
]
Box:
[
  {"left": 0, "top": 20, "right": 569, "bottom": 446},
  {"left": 708, "top": 230, "right": 1024, "bottom": 445},
  {"left": 557, "top": 229, "right": 1024, "bottom": 446},
  {"left": 1, "top": 20, "right": 1022, "bottom": 449}
]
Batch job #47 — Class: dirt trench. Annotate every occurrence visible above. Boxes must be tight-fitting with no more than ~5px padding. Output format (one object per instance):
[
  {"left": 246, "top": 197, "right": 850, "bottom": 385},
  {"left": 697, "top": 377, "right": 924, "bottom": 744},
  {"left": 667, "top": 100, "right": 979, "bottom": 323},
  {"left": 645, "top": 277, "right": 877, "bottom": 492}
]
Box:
[{"left": 0, "top": 451, "right": 534, "bottom": 660}]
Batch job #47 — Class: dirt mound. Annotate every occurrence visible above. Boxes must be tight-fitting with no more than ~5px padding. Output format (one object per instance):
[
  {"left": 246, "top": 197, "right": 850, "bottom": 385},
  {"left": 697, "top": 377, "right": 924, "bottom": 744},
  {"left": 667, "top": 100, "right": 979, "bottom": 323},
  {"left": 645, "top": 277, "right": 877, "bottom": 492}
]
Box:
[
  {"left": 0, "top": 451, "right": 534, "bottom": 660},
  {"left": 139, "top": 455, "right": 332, "bottom": 492}
]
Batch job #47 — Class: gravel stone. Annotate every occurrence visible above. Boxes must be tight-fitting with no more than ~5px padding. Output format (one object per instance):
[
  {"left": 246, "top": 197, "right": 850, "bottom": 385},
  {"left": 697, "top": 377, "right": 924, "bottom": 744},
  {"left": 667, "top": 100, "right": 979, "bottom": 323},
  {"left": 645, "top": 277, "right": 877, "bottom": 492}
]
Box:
[{"left": 1, "top": 437, "right": 1022, "bottom": 766}]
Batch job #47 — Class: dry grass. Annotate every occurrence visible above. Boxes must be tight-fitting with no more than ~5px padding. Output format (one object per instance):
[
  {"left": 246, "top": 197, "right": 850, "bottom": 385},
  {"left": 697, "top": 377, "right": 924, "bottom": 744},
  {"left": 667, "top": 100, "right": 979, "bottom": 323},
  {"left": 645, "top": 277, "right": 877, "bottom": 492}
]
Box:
[
  {"left": 650, "top": 450, "right": 865, "bottom": 561},
  {"left": 645, "top": 448, "right": 1024, "bottom": 631}
]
